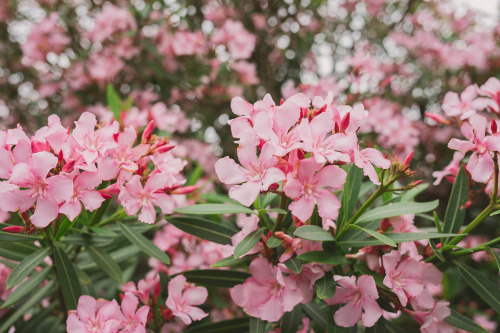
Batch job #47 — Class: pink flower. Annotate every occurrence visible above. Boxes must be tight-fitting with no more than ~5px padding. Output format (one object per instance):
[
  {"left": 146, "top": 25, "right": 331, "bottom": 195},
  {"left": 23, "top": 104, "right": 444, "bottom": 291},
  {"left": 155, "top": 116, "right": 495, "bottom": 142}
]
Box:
[
  {"left": 325, "top": 275, "right": 383, "bottom": 327},
  {"left": 410, "top": 302, "right": 451, "bottom": 333},
  {"left": 166, "top": 275, "right": 208, "bottom": 325},
  {"left": 59, "top": 171, "right": 105, "bottom": 221},
  {"left": 215, "top": 142, "right": 285, "bottom": 206},
  {"left": 119, "top": 174, "right": 174, "bottom": 224},
  {"left": 67, "top": 295, "right": 122, "bottom": 333},
  {"left": 119, "top": 293, "right": 149, "bottom": 333},
  {"left": 122, "top": 274, "right": 160, "bottom": 304},
  {"left": 432, "top": 151, "right": 464, "bottom": 185},
  {"left": 283, "top": 158, "right": 346, "bottom": 222},
  {"left": 352, "top": 146, "right": 391, "bottom": 185},
  {"left": 479, "top": 77, "right": 500, "bottom": 113},
  {"left": 8, "top": 151, "right": 73, "bottom": 227},
  {"left": 448, "top": 114, "right": 500, "bottom": 183},
  {"left": 442, "top": 85, "right": 490, "bottom": 119},
  {"left": 212, "top": 20, "right": 256, "bottom": 60},
  {"left": 230, "top": 257, "right": 303, "bottom": 322}
]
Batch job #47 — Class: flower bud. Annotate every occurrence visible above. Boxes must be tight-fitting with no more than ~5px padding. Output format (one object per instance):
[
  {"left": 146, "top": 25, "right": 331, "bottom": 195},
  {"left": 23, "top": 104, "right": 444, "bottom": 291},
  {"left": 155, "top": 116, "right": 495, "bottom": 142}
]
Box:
[
  {"left": 268, "top": 183, "right": 280, "bottom": 192},
  {"left": 492, "top": 119, "right": 497, "bottom": 134},
  {"left": 403, "top": 150, "right": 414, "bottom": 167},
  {"left": 2, "top": 225, "right": 25, "bottom": 233},
  {"left": 154, "top": 144, "right": 175, "bottom": 154},
  {"left": 142, "top": 120, "right": 155, "bottom": 143},
  {"left": 424, "top": 112, "right": 450, "bottom": 125},
  {"left": 171, "top": 185, "right": 198, "bottom": 195}
]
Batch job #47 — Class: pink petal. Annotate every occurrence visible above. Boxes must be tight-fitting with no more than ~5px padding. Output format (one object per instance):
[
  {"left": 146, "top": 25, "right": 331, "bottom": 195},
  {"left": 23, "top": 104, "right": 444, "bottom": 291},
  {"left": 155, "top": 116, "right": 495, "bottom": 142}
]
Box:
[
  {"left": 258, "top": 142, "right": 279, "bottom": 169},
  {"left": 360, "top": 296, "right": 383, "bottom": 327},
  {"left": 315, "top": 189, "right": 340, "bottom": 220},
  {"left": 357, "top": 275, "right": 379, "bottom": 300},
  {"left": 231, "top": 97, "right": 254, "bottom": 117},
  {"left": 258, "top": 295, "right": 285, "bottom": 322},
  {"left": 215, "top": 157, "right": 247, "bottom": 185},
  {"left": 228, "top": 181, "right": 261, "bottom": 206},
  {"left": 469, "top": 114, "right": 487, "bottom": 141},
  {"left": 30, "top": 152, "right": 58, "bottom": 179},
  {"left": 183, "top": 286, "right": 208, "bottom": 306},
  {"left": 59, "top": 200, "right": 82, "bottom": 222},
  {"left": 297, "top": 158, "right": 322, "bottom": 183},
  {"left": 261, "top": 167, "right": 285, "bottom": 190},
  {"left": 152, "top": 193, "right": 174, "bottom": 215},
  {"left": 9, "top": 163, "right": 32, "bottom": 187},
  {"left": 185, "top": 306, "right": 208, "bottom": 322},
  {"left": 283, "top": 174, "right": 303, "bottom": 199},
  {"left": 46, "top": 175, "right": 74, "bottom": 203},
  {"left": 288, "top": 196, "right": 315, "bottom": 222},
  {"left": 275, "top": 99, "right": 301, "bottom": 133},
  {"left": 448, "top": 138, "right": 475, "bottom": 154},
  {"left": 362, "top": 148, "right": 390, "bottom": 169},
  {"left": 314, "top": 165, "right": 347, "bottom": 189},
  {"left": 97, "top": 299, "right": 121, "bottom": 320},
  {"left": 79, "top": 190, "right": 105, "bottom": 212},
  {"left": 76, "top": 295, "right": 97, "bottom": 321},
  {"left": 31, "top": 195, "right": 59, "bottom": 227},
  {"left": 249, "top": 257, "right": 274, "bottom": 284},
  {"left": 121, "top": 293, "right": 139, "bottom": 317},
  {"left": 334, "top": 301, "right": 362, "bottom": 327},
  {"left": 138, "top": 204, "right": 156, "bottom": 224},
  {"left": 467, "top": 152, "right": 493, "bottom": 183},
  {"left": 66, "top": 314, "right": 87, "bottom": 333}
]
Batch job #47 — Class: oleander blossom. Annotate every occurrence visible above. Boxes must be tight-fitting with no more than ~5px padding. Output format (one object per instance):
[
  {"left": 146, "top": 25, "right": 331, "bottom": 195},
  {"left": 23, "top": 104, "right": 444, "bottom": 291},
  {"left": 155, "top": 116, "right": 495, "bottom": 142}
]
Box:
[{"left": 165, "top": 275, "right": 209, "bottom": 325}]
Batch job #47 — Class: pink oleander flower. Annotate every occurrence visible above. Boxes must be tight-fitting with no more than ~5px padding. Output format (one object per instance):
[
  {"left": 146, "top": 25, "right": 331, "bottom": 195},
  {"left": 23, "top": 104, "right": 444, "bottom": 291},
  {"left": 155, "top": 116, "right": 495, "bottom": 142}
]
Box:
[
  {"left": 283, "top": 158, "right": 346, "bottom": 222},
  {"left": 479, "top": 77, "right": 500, "bottom": 113},
  {"left": 215, "top": 142, "right": 285, "bottom": 206},
  {"left": 448, "top": 114, "right": 500, "bottom": 183},
  {"left": 212, "top": 20, "right": 256, "bottom": 60},
  {"left": 325, "top": 275, "right": 383, "bottom": 327},
  {"left": 166, "top": 275, "right": 208, "bottom": 325},
  {"left": 7, "top": 151, "right": 73, "bottom": 227},
  {"left": 432, "top": 151, "right": 464, "bottom": 185},
  {"left": 119, "top": 174, "right": 174, "bottom": 224},
  {"left": 230, "top": 257, "right": 303, "bottom": 322},
  {"left": 442, "top": 85, "right": 490, "bottom": 119},
  {"left": 67, "top": 295, "right": 122, "bottom": 333},
  {"left": 119, "top": 293, "right": 149, "bottom": 333},
  {"left": 59, "top": 171, "right": 105, "bottom": 221},
  {"left": 87, "top": 4, "right": 137, "bottom": 43},
  {"left": 409, "top": 301, "right": 451, "bottom": 333},
  {"left": 122, "top": 274, "right": 160, "bottom": 304},
  {"left": 351, "top": 146, "right": 391, "bottom": 185}
]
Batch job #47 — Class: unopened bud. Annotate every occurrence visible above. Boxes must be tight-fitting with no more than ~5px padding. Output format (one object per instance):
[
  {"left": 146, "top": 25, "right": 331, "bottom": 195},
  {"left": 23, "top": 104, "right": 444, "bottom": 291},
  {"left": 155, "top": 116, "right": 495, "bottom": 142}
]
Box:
[
  {"left": 171, "top": 185, "right": 198, "bottom": 195},
  {"left": 340, "top": 113, "right": 350, "bottom": 132},
  {"left": 492, "top": 119, "right": 498, "bottom": 134},
  {"left": 142, "top": 120, "right": 155, "bottom": 143},
  {"left": 403, "top": 151, "right": 414, "bottom": 167},
  {"left": 154, "top": 144, "right": 175, "bottom": 154},
  {"left": 100, "top": 192, "right": 113, "bottom": 199},
  {"left": 424, "top": 112, "right": 450, "bottom": 125},
  {"left": 2, "top": 226, "right": 25, "bottom": 233},
  {"left": 62, "top": 160, "right": 76, "bottom": 173},
  {"left": 268, "top": 183, "right": 280, "bottom": 192}
]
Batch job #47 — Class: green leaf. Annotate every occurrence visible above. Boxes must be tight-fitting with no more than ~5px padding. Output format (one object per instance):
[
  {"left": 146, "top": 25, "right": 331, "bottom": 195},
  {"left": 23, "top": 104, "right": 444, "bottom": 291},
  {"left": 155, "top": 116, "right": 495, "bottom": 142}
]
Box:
[
  {"left": 294, "top": 225, "right": 335, "bottom": 241},
  {"left": 337, "top": 165, "right": 363, "bottom": 231},
  {"left": 182, "top": 269, "right": 250, "bottom": 288},
  {"left": 90, "top": 226, "right": 118, "bottom": 237},
  {"left": 0, "top": 230, "right": 41, "bottom": 242},
  {"left": 433, "top": 211, "right": 442, "bottom": 233},
  {"left": 340, "top": 232, "right": 461, "bottom": 247},
  {"left": 444, "top": 308, "right": 488, "bottom": 333},
  {"left": 281, "top": 304, "right": 303, "bottom": 333},
  {"left": 87, "top": 246, "right": 123, "bottom": 284},
  {"left": 429, "top": 239, "right": 445, "bottom": 262},
  {"left": 184, "top": 318, "right": 250, "bottom": 333},
  {"left": 487, "top": 247, "right": 500, "bottom": 271},
  {"left": 400, "top": 183, "right": 429, "bottom": 202},
  {"left": 261, "top": 193, "right": 279, "bottom": 208},
  {"left": 355, "top": 200, "right": 439, "bottom": 224},
  {"left": 348, "top": 225, "right": 397, "bottom": 247},
  {"left": 55, "top": 216, "right": 75, "bottom": 240},
  {"left": 211, "top": 255, "right": 253, "bottom": 268},
  {"left": 200, "top": 193, "right": 239, "bottom": 204},
  {"left": 53, "top": 245, "right": 82, "bottom": 310},
  {"left": 302, "top": 302, "right": 328, "bottom": 330},
  {"left": 1, "top": 266, "right": 51, "bottom": 308},
  {"left": 106, "top": 84, "right": 122, "bottom": 120},
  {"left": 118, "top": 222, "right": 170, "bottom": 265},
  {"left": 186, "top": 164, "right": 204, "bottom": 186},
  {"left": 0, "top": 280, "right": 55, "bottom": 333},
  {"left": 284, "top": 257, "right": 303, "bottom": 274},
  {"left": 233, "top": 228, "right": 264, "bottom": 258},
  {"left": 316, "top": 272, "right": 336, "bottom": 299},
  {"left": 74, "top": 265, "right": 91, "bottom": 286},
  {"left": 455, "top": 261, "right": 500, "bottom": 313},
  {"left": 167, "top": 216, "right": 236, "bottom": 245},
  {"left": 174, "top": 203, "right": 256, "bottom": 215},
  {"left": 6, "top": 247, "right": 50, "bottom": 289},
  {"left": 249, "top": 317, "right": 268, "bottom": 333},
  {"left": 365, "top": 319, "right": 386, "bottom": 333},
  {"left": 443, "top": 166, "right": 468, "bottom": 244},
  {"left": 266, "top": 236, "right": 282, "bottom": 248},
  {"left": 297, "top": 251, "right": 347, "bottom": 265}
]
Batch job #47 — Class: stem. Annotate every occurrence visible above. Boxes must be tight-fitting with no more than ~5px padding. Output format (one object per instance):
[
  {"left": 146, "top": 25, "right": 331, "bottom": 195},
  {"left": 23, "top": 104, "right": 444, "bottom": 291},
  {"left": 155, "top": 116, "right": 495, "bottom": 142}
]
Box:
[
  {"left": 426, "top": 237, "right": 500, "bottom": 262},
  {"left": 273, "top": 194, "right": 289, "bottom": 232},
  {"left": 492, "top": 153, "right": 499, "bottom": 205},
  {"left": 94, "top": 208, "right": 126, "bottom": 227}
]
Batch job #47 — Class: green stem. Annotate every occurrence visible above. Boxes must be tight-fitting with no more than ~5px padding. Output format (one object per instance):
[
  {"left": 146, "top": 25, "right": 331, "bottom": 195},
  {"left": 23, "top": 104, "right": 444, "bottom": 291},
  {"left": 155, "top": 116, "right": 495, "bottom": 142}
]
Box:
[
  {"left": 94, "top": 208, "right": 126, "bottom": 227},
  {"left": 273, "top": 194, "right": 289, "bottom": 232},
  {"left": 491, "top": 153, "right": 498, "bottom": 204}
]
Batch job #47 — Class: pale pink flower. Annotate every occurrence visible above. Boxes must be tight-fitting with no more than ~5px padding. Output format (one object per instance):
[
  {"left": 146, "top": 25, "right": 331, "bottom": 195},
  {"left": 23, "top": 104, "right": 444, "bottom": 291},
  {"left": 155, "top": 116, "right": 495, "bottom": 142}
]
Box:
[
  {"left": 325, "top": 275, "right": 383, "bottom": 327},
  {"left": 67, "top": 295, "right": 122, "bottom": 333},
  {"left": 122, "top": 274, "right": 160, "bottom": 304},
  {"left": 410, "top": 302, "right": 451, "bottom": 333},
  {"left": 432, "top": 151, "right": 464, "bottom": 185},
  {"left": 87, "top": 5, "right": 137, "bottom": 43},
  {"left": 166, "top": 275, "right": 208, "bottom": 325},
  {"left": 59, "top": 171, "right": 105, "bottom": 221},
  {"left": 230, "top": 61, "right": 259, "bottom": 85},
  {"left": 119, "top": 293, "right": 149, "bottom": 333},
  {"left": 212, "top": 20, "right": 256, "bottom": 60},
  {"left": 442, "top": 85, "right": 490, "bottom": 119},
  {"left": 283, "top": 158, "right": 346, "bottom": 222},
  {"left": 230, "top": 257, "right": 303, "bottom": 322},
  {"left": 479, "top": 77, "right": 500, "bottom": 113},
  {"left": 215, "top": 142, "right": 285, "bottom": 206},
  {"left": 171, "top": 31, "right": 206, "bottom": 56},
  {"left": 351, "top": 146, "right": 391, "bottom": 185}
]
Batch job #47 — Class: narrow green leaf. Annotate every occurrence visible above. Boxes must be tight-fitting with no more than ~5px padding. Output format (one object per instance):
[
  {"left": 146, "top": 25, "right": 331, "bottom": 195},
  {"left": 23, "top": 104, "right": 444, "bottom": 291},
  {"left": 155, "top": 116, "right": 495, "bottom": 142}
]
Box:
[
  {"left": 316, "top": 272, "right": 336, "bottom": 299},
  {"left": 455, "top": 261, "right": 500, "bottom": 313},
  {"left": 118, "top": 222, "right": 170, "bottom": 264},
  {"left": 294, "top": 225, "right": 335, "bottom": 241},
  {"left": 74, "top": 265, "right": 91, "bottom": 286},
  {"left": 1, "top": 266, "right": 51, "bottom": 308},
  {"left": 433, "top": 211, "right": 442, "bottom": 233},
  {"left": 340, "top": 232, "right": 461, "bottom": 247},
  {"left": 167, "top": 216, "right": 236, "bottom": 245},
  {"left": 6, "top": 247, "right": 50, "bottom": 289},
  {"left": 53, "top": 245, "right": 82, "bottom": 310},
  {"left": 182, "top": 269, "right": 250, "bottom": 288},
  {"left": 281, "top": 304, "right": 303, "bottom": 333},
  {"left": 400, "top": 184, "right": 430, "bottom": 202},
  {"left": 0, "top": 280, "right": 55, "bottom": 333},
  {"left": 355, "top": 200, "right": 439, "bottom": 224},
  {"left": 184, "top": 318, "right": 250, "bottom": 333},
  {"left": 297, "top": 251, "right": 347, "bottom": 265},
  {"left": 258, "top": 208, "right": 287, "bottom": 215},
  {"left": 55, "top": 216, "right": 74, "bottom": 240},
  {"left": 0, "top": 230, "right": 42, "bottom": 242},
  {"left": 249, "top": 317, "right": 268, "bottom": 333},
  {"left": 443, "top": 166, "right": 468, "bottom": 244},
  {"left": 199, "top": 193, "right": 239, "bottom": 204},
  {"left": 337, "top": 165, "right": 363, "bottom": 231},
  {"left": 106, "top": 84, "right": 122, "bottom": 120},
  {"left": 186, "top": 163, "right": 204, "bottom": 186},
  {"left": 90, "top": 226, "right": 118, "bottom": 237},
  {"left": 348, "top": 225, "right": 396, "bottom": 247},
  {"left": 233, "top": 228, "right": 264, "bottom": 258},
  {"left": 444, "top": 308, "right": 488, "bottom": 333},
  {"left": 211, "top": 255, "right": 253, "bottom": 268},
  {"left": 365, "top": 318, "right": 386, "bottom": 333},
  {"left": 261, "top": 193, "right": 279, "bottom": 208},
  {"left": 15, "top": 302, "right": 58, "bottom": 333},
  {"left": 429, "top": 240, "right": 445, "bottom": 262},
  {"left": 284, "top": 257, "right": 303, "bottom": 274},
  {"left": 266, "top": 236, "right": 282, "bottom": 248},
  {"left": 174, "top": 203, "right": 256, "bottom": 215},
  {"left": 487, "top": 247, "right": 500, "bottom": 271},
  {"left": 87, "top": 246, "right": 123, "bottom": 284},
  {"left": 302, "top": 302, "right": 328, "bottom": 330}
]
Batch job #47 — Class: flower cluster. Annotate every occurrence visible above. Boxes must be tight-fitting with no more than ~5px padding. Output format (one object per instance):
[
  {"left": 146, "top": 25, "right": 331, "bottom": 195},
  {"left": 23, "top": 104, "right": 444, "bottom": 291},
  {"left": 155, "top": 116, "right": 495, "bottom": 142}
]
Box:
[{"left": 0, "top": 112, "right": 190, "bottom": 228}]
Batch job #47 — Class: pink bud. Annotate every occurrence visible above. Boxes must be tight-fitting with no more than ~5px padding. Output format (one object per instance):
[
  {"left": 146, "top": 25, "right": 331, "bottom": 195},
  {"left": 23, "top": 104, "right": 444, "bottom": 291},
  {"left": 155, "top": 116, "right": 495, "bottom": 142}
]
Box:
[
  {"left": 340, "top": 113, "right": 350, "bottom": 132},
  {"left": 268, "top": 183, "right": 279, "bottom": 191},
  {"left": 424, "top": 112, "right": 450, "bottom": 125},
  {"left": 280, "top": 98, "right": 285, "bottom": 105},
  {"left": 492, "top": 119, "right": 498, "bottom": 134},
  {"left": 62, "top": 160, "right": 76, "bottom": 173},
  {"left": 154, "top": 144, "right": 175, "bottom": 154},
  {"left": 99, "top": 191, "right": 113, "bottom": 199},
  {"left": 403, "top": 150, "right": 414, "bottom": 167},
  {"left": 171, "top": 185, "right": 198, "bottom": 195},
  {"left": 142, "top": 120, "right": 155, "bottom": 143},
  {"left": 2, "top": 225, "right": 25, "bottom": 233}
]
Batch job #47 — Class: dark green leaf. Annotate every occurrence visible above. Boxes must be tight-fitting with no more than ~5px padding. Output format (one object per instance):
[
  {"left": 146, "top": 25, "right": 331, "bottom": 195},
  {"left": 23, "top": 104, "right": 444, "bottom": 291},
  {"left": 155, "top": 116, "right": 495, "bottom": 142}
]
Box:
[
  {"left": 444, "top": 308, "right": 488, "bottom": 333},
  {"left": 6, "top": 247, "right": 50, "bottom": 289},
  {"left": 337, "top": 165, "right": 363, "bottom": 231},
  {"left": 302, "top": 302, "right": 328, "bottom": 330},
  {"left": 355, "top": 200, "right": 439, "bottom": 224},
  {"left": 267, "top": 236, "right": 282, "bottom": 248},
  {"left": 106, "top": 84, "right": 122, "bottom": 120},
  {"left": 433, "top": 211, "right": 442, "bottom": 233},
  {"left": 15, "top": 302, "right": 58, "bottom": 333},
  {"left": 211, "top": 255, "right": 253, "bottom": 268},
  {"left": 348, "top": 225, "right": 396, "bottom": 247},
  {"left": 118, "top": 222, "right": 170, "bottom": 265},
  {"left": 184, "top": 318, "right": 250, "bottom": 333},
  {"left": 281, "top": 305, "right": 303, "bottom": 333},
  {"left": 297, "top": 251, "right": 347, "bottom": 265},
  {"left": 182, "top": 269, "right": 250, "bottom": 288},
  {"left": 365, "top": 318, "right": 385, "bottom": 333},
  {"left": 294, "top": 225, "right": 335, "bottom": 241},
  {"left": 284, "top": 257, "right": 303, "bottom": 274},
  {"left": 249, "top": 317, "right": 268, "bottom": 333},
  {"left": 174, "top": 203, "right": 256, "bottom": 215},
  {"left": 87, "top": 246, "right": 123, "bottom": 284},
  {"left": 233, "top": 228, "right": 264, "bottom": 258},
  {"left": 90, "top": 226, "right": 118, "bottom": 237},
  {"left": 0, "top": 230, "right": 41, "bottom": 242},
  {"left": 167, "top": 217, "right": 236, "bottom": 245},
  {"left": 1, "top": 266, "right": 51, "bottom": 308},
  {"left": 429, "top": 240, "right": 445, "bottom": 262},
  {"left": 258, "top": 208, "right": 287, "bottom": 215},
  {"left": 53, "top": 246, "right": 82, "bottom": 310},
  {"left": 455, "top": 261, "right": 500, "bottom": 313},
  {"left": 443, "top": 166, "right": 468, "bottom": 244},
  {"left": 340, "top": 232, "right": 461, "bottom": 247},
  {"left": 487, "top": 247, "right": 500, "bottom": 271},
  {"left": 316, "top": 272, "right": 336, "bottom": 299},
  {"left": 261, "top": 193, "right": 279, "bottom": 208},
  {"left": 55, "top": 216, "right": 75, "bottom": 240}
]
